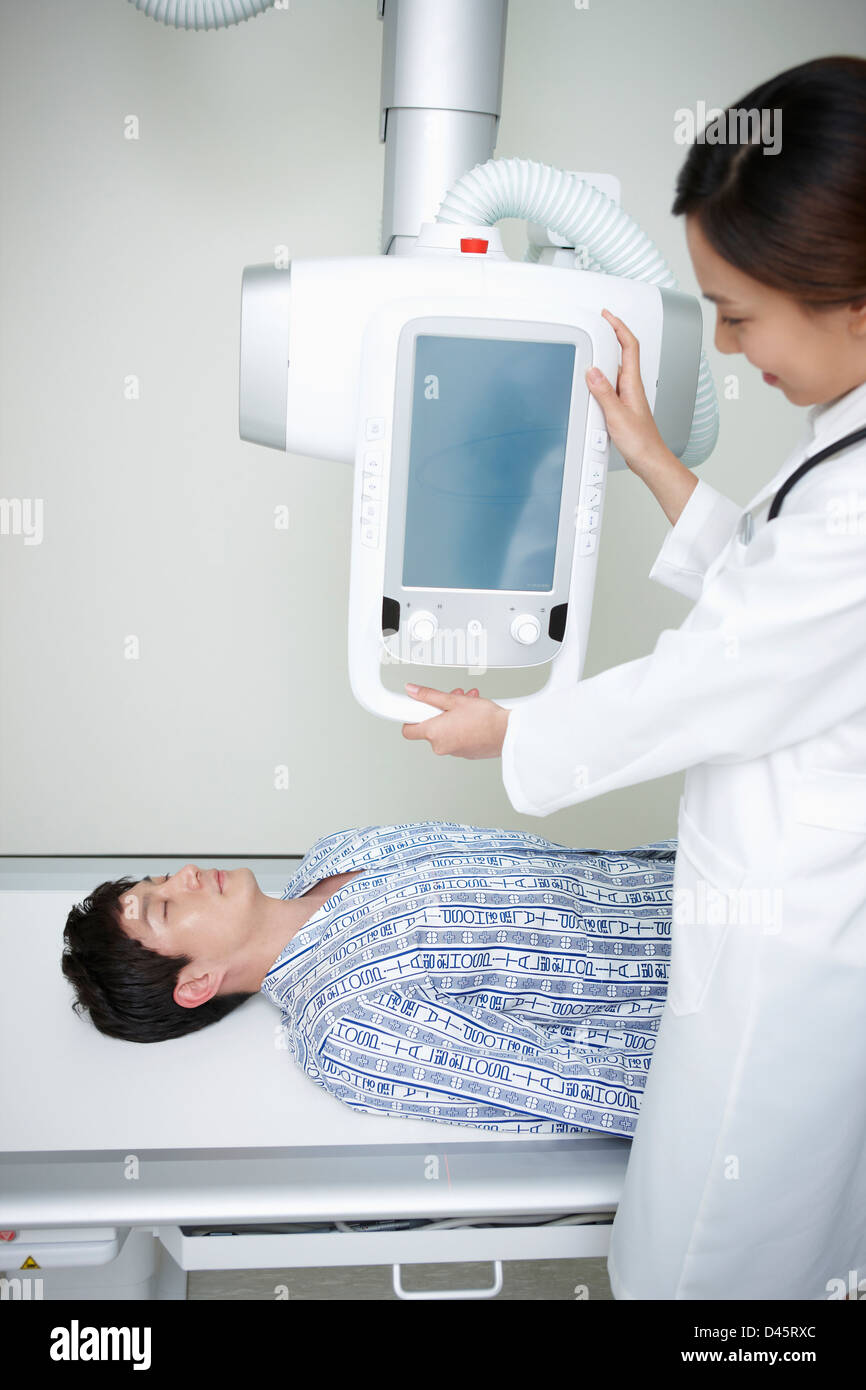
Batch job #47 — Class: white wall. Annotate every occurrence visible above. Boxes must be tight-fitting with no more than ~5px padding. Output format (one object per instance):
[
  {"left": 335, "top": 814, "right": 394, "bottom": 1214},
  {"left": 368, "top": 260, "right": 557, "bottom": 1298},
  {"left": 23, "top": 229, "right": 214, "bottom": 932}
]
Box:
[{"left": 1, "top": 0, "right": 862, "bottom": 856}]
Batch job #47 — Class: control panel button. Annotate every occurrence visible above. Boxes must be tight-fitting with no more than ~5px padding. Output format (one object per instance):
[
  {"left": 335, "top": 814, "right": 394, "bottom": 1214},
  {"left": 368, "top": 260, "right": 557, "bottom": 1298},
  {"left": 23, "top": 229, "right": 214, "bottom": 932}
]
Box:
[
  {"left": 363, "top": 450, "right": 383, "bottom": 474},
  {"left": 580, "top": 508, "right": 599, "bottom": 531},
  {"left": 591, "top": 428, "right": 609, "bottom": 452},
  {"left": 586, "top": 460, "right": 605, "bottom": 485},
  {"left": 510, "top": 613, "right": 541, "bottom": 645},
  {"left": 365, "top": 417, "right": 386, "bottom": 441},
  {"left": 578, "top": 533, "right": 597, "bottom": 555},
  {"left": 361, "top": 498, "right": 381, "bottom": 522},
  {"left": 360, "top": 523, "right": 380, "bottom": 548},
  {"left": 408, "top": 610, "right": 438, "bottom": 642},
  {"left": 362, "top": 475, "right": 381, "bottom": 499},
  {"left": 581, "top": 485, "right": 602, "bottom": 508}
]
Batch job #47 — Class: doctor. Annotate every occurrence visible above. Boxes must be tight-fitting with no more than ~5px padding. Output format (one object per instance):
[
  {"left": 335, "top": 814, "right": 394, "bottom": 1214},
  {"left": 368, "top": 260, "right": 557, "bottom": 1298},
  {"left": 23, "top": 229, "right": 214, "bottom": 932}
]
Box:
[{"left": 401, "top": 55, "right": 866, "bottom": 1300}]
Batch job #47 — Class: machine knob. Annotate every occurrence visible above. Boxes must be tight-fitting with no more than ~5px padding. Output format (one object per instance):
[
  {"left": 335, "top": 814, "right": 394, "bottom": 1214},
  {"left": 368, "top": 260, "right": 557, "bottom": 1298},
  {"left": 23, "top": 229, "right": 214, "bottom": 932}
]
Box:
[
  {"left": 408, "top": 609, "right": 438, "bottom": 642},
  {"left": 511, "top": 613, "right": 541, "bottom": 645}
]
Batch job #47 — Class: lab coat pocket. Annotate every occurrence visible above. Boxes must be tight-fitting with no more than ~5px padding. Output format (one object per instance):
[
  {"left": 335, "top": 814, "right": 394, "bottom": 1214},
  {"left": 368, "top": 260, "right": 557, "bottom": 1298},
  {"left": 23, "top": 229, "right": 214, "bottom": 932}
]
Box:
[{"left": 667, "top": 800, "right": 748, "bottom": 1017}]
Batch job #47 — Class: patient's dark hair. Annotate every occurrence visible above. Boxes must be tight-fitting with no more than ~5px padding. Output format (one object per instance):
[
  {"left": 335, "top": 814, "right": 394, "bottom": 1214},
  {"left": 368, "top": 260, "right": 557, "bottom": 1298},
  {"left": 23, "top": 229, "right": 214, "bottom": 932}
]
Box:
[
  {"left": 62, "top": 877, "right": 254, "bottom": 1043},
  {"left": 671, "top": 55, "right": 866, "bottom": 310}
]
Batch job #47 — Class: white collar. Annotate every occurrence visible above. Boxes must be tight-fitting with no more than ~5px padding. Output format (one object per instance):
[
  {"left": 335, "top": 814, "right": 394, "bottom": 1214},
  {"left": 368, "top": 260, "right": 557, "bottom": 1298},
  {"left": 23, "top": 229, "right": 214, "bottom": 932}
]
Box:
[
  {"left": 805, "top": 378, "right": 866, "bottom": 444},
  {"left": 743, "top": 377, "right": 866, "bottom": 515}
]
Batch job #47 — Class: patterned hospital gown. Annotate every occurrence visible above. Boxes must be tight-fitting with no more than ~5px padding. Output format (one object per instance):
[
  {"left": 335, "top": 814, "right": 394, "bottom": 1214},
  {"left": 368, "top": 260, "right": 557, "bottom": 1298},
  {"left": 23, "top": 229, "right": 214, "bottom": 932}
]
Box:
[{"left": 261, "top": 821, "right": 676, "bottom": 1136}]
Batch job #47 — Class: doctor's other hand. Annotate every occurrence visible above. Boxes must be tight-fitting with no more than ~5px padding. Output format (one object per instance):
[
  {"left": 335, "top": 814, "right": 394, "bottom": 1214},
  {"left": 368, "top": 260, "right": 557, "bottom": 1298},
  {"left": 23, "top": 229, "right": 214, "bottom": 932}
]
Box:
[
  {"left": 586, "top": 309, "right": 669, "bottom": 475},
  {"left": 402, "top": 684, "right": 510, "bottom": 759}
]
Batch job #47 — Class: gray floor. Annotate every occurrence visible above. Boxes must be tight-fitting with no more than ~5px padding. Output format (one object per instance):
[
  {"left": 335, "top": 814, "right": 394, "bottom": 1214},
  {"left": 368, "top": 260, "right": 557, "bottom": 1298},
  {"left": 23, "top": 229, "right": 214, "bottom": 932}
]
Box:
[{"left": 188, "top": 1256, "right": 613, "bottom": 1300}]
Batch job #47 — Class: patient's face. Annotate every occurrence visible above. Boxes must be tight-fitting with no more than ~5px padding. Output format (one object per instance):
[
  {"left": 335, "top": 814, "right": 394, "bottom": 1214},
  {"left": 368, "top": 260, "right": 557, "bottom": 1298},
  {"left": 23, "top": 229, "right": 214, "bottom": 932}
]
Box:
[{"left": 118, "top": 865, "right": 258, "bottom": 966}]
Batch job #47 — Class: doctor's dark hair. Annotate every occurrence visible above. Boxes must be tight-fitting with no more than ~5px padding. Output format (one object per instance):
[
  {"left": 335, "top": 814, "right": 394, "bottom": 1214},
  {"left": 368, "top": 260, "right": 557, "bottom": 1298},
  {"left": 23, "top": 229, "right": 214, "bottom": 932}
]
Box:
[
  {"left": 61, "top": 876, "right": 255, "bottom": 1043},
  {"left": 671, "top": 55, "right": 866, "bottom": 309}
]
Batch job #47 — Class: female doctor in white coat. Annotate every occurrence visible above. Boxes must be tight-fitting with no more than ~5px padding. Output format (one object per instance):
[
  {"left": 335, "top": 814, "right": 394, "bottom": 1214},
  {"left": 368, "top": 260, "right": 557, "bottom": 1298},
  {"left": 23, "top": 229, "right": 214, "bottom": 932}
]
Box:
[{"left": 402, "top": 55, "right": 866, "bottom": 1301}]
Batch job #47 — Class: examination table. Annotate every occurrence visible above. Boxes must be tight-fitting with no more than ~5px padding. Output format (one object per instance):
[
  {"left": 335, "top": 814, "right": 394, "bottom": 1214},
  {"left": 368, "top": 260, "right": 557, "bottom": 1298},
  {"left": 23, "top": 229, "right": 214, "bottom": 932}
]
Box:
[{"left": 0, "top": 858, "right": 630, "bottom": 1300}]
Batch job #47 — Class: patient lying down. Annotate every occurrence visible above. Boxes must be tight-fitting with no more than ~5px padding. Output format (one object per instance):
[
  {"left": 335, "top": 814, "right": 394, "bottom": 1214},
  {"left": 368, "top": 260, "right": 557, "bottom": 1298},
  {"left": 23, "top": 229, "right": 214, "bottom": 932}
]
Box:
[{"left": 62, "top": 821, "right": 676, "bottom": 1137}]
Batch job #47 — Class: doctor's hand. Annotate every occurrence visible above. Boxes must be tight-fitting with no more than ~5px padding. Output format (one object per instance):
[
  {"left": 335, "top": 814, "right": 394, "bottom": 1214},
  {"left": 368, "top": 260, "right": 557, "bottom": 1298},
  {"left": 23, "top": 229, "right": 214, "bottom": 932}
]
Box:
[
  {"left": 402, "top": 684, "right": 510, "bottom": 759},
  {"left": 586, "top": 308, "right": 669, "bottom": 474}
]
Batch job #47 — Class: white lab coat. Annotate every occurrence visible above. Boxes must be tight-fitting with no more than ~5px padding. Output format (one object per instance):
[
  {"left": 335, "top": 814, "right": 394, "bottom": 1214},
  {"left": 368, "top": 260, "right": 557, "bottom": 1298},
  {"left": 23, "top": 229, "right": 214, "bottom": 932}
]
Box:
[{"left": 501, "top": 379, "right": 866, "bottom": 1300}]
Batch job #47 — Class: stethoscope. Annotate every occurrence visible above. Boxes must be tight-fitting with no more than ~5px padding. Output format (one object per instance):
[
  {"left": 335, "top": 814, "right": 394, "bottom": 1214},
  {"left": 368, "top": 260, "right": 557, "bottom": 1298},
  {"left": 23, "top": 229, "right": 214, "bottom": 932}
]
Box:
[{"left": 737, "top": 424, "right": 866, "bottom": 544}]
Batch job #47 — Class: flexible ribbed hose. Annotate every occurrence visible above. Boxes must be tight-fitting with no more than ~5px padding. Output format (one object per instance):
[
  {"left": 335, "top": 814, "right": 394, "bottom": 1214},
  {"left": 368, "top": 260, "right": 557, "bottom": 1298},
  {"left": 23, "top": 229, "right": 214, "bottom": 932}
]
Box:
[
  {"left": 437, "top": 157, "right": 718, "bottom": 466},
  {"left": 126, "top": 0, "right": 275, "bottom": 29}
]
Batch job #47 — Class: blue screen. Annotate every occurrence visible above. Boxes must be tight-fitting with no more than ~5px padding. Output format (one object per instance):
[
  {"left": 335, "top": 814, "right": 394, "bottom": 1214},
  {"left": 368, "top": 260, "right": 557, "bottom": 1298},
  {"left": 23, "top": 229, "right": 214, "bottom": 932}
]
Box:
[{"left": 402, "top": 335, "right": 575, "bottom": 591}]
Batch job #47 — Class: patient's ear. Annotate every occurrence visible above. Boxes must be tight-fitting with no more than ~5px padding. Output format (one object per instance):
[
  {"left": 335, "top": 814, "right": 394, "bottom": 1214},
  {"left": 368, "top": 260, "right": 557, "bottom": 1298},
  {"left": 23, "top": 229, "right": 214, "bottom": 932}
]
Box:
[{"left": 173, "top": 971, "right": 221, "bottom": 1010}]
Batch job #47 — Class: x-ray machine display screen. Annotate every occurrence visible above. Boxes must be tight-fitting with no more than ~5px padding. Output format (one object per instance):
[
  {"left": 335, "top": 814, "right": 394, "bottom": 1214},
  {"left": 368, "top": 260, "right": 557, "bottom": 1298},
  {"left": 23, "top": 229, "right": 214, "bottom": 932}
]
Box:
[{"left": 402, "top": 335, "right": 576, "bottom": 591}]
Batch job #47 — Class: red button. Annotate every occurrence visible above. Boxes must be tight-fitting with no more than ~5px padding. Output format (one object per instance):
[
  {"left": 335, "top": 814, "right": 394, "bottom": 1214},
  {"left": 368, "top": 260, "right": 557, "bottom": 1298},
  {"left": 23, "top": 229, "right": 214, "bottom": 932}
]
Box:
[{"left": 460, "top": 238, "right": 489, "bottom": 254}]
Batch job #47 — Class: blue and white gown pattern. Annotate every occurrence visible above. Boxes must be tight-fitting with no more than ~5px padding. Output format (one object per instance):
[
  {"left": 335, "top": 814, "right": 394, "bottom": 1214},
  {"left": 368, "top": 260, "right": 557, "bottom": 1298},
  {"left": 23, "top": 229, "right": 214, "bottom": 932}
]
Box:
[{"left": 261, "top": 821, "right": 676, "bottom": 1135}]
